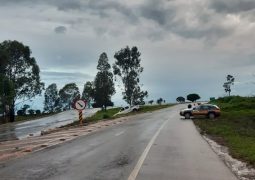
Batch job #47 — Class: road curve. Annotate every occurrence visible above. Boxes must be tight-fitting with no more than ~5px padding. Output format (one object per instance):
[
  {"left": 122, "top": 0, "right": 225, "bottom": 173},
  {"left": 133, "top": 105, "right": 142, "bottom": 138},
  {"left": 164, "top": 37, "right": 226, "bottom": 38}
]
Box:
[{"left": 0, "top": 105, "right": 237, "bottom": 180}]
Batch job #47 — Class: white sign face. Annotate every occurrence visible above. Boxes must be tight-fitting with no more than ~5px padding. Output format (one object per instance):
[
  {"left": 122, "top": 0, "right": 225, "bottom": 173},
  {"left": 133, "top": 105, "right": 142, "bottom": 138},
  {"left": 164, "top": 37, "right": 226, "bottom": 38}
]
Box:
[{"left": 75, "top": 100, "right": 86, "bottom": 110}]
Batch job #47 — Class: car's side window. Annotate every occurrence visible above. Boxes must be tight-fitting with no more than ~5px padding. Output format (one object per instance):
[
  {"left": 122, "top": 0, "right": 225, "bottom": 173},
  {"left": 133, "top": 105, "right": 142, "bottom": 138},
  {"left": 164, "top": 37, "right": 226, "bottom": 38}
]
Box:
[{"left": 200, "top": 106, "right": 209, "bottom": 110}]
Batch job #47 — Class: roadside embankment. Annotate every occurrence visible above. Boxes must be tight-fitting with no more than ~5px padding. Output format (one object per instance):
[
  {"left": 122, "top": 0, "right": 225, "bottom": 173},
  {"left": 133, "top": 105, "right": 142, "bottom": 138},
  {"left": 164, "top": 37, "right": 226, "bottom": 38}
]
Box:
[{"left": 194, "top": 96, "right": 255, "bottom": 180}]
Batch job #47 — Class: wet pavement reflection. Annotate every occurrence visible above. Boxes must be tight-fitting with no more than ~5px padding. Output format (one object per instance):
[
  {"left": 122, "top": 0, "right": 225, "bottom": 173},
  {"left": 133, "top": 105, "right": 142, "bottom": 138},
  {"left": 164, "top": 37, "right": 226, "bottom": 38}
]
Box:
[{"left": 0, "top": 109, "right": 99, "bottom": 142}]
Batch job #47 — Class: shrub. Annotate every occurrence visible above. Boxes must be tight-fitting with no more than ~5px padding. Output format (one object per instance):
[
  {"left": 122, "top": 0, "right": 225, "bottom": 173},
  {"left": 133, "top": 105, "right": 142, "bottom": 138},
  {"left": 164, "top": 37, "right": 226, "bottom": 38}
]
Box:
[
  {"left": 28, "top": 109, "right": 35, "bottom": 115},
  {"left": 35, "top": 110, "right": 41, "bottom": 115}
]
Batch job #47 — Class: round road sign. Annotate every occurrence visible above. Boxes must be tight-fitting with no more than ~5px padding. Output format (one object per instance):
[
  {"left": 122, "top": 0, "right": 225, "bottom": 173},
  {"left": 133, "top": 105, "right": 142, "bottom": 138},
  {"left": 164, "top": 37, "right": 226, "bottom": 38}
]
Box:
[{"left": 74, "top": 100, "right": 86, "bottom": 110}]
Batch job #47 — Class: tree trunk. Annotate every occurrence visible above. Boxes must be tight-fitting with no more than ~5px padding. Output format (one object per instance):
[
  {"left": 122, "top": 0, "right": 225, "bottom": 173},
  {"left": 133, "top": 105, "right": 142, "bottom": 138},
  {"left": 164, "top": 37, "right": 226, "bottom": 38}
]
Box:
[{"left": 9, "top": 102, "right": 15, "bottom": 122}]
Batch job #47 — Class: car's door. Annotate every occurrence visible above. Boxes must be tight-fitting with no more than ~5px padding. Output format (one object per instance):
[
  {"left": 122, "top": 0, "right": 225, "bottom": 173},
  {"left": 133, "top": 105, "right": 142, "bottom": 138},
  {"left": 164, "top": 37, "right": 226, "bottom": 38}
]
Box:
[
  {"left": 199, "top": 105, "right": 209, "bottom": 116},
  {"left": 192, "top": 106, "right": 201, "bottom": 116}
]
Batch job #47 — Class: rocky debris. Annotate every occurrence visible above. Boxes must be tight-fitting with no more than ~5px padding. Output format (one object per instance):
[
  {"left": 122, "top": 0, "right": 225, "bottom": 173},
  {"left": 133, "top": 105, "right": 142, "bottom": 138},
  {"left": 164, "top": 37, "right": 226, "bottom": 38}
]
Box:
[
  {"left": 203, "top": 135, "right": 255, "bottom": 180},
  {"left": 23, "top": 148, "right": 33, "bottom": 152}
]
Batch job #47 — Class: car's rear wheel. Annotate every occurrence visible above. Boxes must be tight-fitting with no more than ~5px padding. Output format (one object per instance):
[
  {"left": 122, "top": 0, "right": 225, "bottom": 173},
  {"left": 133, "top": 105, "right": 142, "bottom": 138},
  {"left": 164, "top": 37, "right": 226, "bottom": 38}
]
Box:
[
  {"left": 208, "top": 113, "right": 215, "bottom": 119},
  {"left": 184, "top": 113, "right": 191, "bottom": 119}
]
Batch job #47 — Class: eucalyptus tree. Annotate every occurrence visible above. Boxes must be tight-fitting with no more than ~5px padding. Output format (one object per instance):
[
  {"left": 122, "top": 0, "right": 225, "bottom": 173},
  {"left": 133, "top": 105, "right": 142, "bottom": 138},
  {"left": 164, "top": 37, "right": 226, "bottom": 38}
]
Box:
[
  {"left": 59, "top": 83, "right": 80, "bottom": 110},
  {"left": 44, "top": 83, "right": 59, "bottom": 113},
  {"left": 113, "top": 46, "right": 148, "bottom": 106},
  {"left": 94, "top": 52, "right": 115, "bottom": 110},
  {"left": 223, "top": 75, "right": 235, "bottom": 96},
  {"left": 0, "top": 40, "right": 44, "bottom": 122}
]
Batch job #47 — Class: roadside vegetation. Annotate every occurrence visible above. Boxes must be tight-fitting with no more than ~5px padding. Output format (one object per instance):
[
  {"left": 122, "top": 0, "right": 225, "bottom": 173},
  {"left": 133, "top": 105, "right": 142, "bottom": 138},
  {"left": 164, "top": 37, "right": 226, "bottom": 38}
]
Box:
[
  {"left": 194, "top": 96, "right": 255, "bottom": 166},
  {"left": 68, "top": 104, "right": 174, "bottom": 126}
]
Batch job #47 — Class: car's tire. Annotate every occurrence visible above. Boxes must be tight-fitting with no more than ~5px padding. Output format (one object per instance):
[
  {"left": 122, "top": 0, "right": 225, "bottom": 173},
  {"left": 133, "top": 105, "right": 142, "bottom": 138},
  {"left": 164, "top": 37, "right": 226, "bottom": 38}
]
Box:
[
  {"left": 208, "top": 113, "right": 215, "bottom": 119},
  {"left": 184, "top": 113, "right": 191, "bottom": 119}
]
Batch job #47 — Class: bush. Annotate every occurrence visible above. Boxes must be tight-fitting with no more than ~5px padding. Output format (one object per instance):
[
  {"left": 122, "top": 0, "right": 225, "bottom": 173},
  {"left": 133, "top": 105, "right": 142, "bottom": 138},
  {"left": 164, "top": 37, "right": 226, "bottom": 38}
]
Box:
[
  {"left": 28, "top": 109, "right": 35, "bottom": 115},
  {"left": 35, "top": 110, "right": 41, "bottom": 115},
  {"left": 17, "top": 110, "right": 25, "bottom": 116}
]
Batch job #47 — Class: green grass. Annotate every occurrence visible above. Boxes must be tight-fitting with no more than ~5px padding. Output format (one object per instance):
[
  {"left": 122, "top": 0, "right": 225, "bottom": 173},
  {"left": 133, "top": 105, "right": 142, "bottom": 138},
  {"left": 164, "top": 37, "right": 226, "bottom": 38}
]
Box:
[
  {"left": 86, "top": 108, "right": 121, "bottom": 122},
  {"left": 194, "top": 96, "right": 255, "bottom": 166}
]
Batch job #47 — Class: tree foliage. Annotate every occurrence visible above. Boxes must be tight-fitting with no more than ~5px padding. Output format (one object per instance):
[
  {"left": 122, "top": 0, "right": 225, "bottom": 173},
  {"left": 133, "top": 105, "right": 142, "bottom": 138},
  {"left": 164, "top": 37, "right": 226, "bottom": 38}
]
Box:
[
  {"left": 113, "top": 46, "right": 148, "bottom": 106},
  {"left": 187, "top": 94, "right": 200, "bottom": 102},
  {"left": 82, "top": 81, "right": 95, "bottom": 101},
  {"left": 94, "top": 53, "right": 115, "bottom": 110},
  {"left": 157, "top": 98, "right": 163, "bottom": 105},
  {"left": 176, "top": 96, "right": 185, "bottom": 103},
  {"left": 59, "top": 83, "right": 80, "bottom": 110},
  {"left": 44, "top": 83, "right": 59, "bottom": 113},
  {"left": 17, "top": 104, "right": 30, "bottom": 116},
  {"left": 0, "top": 40, "right": 44, "bottom": 122},
  {"left": 148, "top": 100, "right": 154, "bottom": 105},
  {"left": 223, "top": 75, "right": 235, "bottom": 96}
]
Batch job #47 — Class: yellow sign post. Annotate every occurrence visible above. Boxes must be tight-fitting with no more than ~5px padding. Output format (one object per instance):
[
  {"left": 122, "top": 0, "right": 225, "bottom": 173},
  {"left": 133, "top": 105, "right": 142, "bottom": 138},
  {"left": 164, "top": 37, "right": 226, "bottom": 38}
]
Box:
[{"left": 79, "top": 110, "right": 83, "bottom": 126}]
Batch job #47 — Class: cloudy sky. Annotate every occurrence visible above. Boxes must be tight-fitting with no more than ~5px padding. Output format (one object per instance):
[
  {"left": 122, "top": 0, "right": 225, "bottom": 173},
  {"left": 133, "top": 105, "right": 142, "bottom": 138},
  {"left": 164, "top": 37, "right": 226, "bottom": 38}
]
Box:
[{"left": 1, "top": 0, "right": 255, "bottom": 108}]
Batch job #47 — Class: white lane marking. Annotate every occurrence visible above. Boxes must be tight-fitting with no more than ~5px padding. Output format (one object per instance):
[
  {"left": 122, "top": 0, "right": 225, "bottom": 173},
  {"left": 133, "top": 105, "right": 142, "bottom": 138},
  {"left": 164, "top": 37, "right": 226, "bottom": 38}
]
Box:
[
  {"left": 128, "top": 119, "right": 169, "bottom": 180},
  {"left": 115, "top": 130, "right": 125, "bottom": 136}
]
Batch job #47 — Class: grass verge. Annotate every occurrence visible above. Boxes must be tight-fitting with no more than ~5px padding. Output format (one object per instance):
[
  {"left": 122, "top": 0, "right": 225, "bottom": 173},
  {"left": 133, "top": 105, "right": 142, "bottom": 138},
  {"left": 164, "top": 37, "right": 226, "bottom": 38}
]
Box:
[
  {"left": 193, "top": 96, "right": 255, "bottom": 166},
  {"left": 69, "top": 104, "right": 174, "bottom": 127}
]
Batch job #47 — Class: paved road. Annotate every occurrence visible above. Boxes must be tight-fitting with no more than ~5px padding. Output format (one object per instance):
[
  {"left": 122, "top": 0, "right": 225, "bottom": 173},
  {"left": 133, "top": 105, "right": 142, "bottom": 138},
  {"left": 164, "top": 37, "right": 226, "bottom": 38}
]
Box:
[
  {"left": 0, "top": 108, "right": 99, "bottom": 141},
  {"left": 0, "top": 105, "right": 237, "bottom": 180}
]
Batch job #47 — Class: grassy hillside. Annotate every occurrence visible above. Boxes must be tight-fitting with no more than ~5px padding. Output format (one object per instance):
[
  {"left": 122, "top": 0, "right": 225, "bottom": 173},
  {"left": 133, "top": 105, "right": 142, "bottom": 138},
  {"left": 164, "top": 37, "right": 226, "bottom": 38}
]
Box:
[{"left": 194, "top": 96, "right": 255, "bottom": 166}]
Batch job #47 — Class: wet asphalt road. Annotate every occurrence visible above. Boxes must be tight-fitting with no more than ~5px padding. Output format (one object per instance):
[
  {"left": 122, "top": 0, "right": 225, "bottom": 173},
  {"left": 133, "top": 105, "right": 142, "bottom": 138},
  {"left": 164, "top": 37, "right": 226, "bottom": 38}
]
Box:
[
  {"left": 0, "top": 108, "right": 99, "bottom": 141},
  {"left": 0, "top": 105, "right": 237, "bottom": 180}
]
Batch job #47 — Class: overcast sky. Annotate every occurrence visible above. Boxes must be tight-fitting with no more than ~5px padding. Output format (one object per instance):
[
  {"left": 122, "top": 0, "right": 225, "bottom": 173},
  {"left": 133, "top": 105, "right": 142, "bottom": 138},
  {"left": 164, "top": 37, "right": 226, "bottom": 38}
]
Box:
[{"left": 1, "top": 0, "right": 255, "bottom": 108}]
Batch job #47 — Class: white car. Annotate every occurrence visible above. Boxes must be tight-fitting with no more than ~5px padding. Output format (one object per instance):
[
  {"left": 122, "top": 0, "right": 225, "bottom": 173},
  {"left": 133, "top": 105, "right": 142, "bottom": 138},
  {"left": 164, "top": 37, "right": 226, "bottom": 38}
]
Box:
[{"left": 114, "top": 105, "right": 140, "bottom": 116}]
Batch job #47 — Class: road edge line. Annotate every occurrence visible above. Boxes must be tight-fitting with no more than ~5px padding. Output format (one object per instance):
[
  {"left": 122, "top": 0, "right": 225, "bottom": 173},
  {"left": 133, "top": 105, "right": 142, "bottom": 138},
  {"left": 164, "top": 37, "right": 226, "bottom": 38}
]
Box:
[{"left": 128, "top": 118, "right": 169, "bottom": 180}]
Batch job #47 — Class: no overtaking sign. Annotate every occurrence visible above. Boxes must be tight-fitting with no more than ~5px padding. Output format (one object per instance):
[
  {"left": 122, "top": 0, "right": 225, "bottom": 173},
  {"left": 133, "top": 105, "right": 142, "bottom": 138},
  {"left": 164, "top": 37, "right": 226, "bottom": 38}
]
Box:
[{"left": 74, "top": 99, "right": 86, "bottom": 111}]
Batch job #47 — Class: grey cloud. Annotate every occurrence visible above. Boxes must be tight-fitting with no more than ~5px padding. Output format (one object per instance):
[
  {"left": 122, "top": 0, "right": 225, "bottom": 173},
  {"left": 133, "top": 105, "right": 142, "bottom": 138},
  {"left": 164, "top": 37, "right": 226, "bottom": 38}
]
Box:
[
  {"left": 41, "top": 71, "right": 93, "bottom": 82},
  {"left": 137, "top": 0, "right": 234, "bottom": 42},
  {"left": 54, "top": 26, "right": 67, "bottom": 34},
  {"left": 209, "top": 0, "right": 255, "bottom": 13},
  {"left": 57, "top": 1, "right": 82, "bottom": 11},
  {"left": 42, "top": 71, "right": 92, "bottom": 79},
  {"left": 0, "top": 0, "right": 246, "bottom": 42},
  {"left": 139, "top": 0, "right": 175, "bottom": 26}
]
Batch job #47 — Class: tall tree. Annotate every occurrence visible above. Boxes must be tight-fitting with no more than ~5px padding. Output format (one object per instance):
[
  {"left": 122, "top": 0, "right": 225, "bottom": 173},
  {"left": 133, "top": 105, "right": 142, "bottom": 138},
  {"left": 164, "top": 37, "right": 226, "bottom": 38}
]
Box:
[
  {"left": 94, "top": 53, "right": 115, "bottom": 110},
  {"left": 59, "top": 83, "right": 80, "bottom": 110},
  {"left": 113, "top": 46, "right": 148, "bottom": 106},
  {"left": 132, "top": 85, "right": 148, "bottom": 105},
  {"left": 0, "top": 40, "right": 44, "bottom": 122},
  {"left": 82, "top": 81, "right": 94, "bottom": 100},
  {"left": 223, "top": 75, "right": 235, "bottom": 96},
  {"left": 44, "top": 83, "right": 58, "bottom": 113},
  {"left": 187, "top": 94, "right": 200, "bottom": 102},
  {"left": 82, "top": 81, "right": 95, "bottom": 109},
  {"left": 0, "top": 49, "right": 9, "bottom": 120}
]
